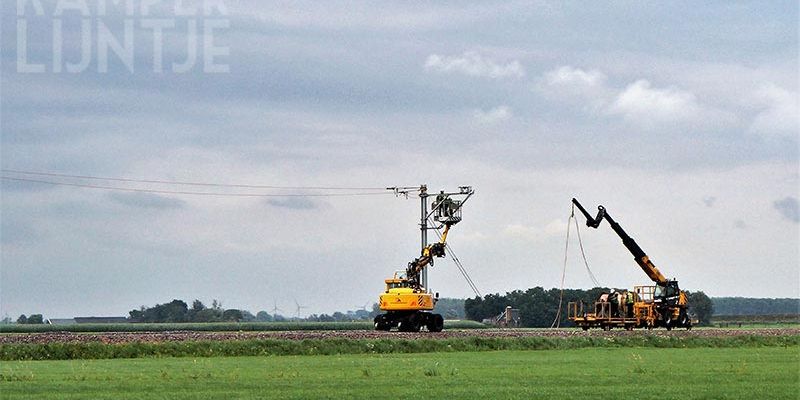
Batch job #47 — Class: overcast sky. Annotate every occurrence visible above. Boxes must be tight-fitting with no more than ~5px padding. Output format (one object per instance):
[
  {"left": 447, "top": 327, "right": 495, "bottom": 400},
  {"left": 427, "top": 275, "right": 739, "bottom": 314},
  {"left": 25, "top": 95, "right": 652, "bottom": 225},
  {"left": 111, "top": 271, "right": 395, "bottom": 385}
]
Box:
[{"left": 1, "top": 1, "right": 798, "bottom": 319}]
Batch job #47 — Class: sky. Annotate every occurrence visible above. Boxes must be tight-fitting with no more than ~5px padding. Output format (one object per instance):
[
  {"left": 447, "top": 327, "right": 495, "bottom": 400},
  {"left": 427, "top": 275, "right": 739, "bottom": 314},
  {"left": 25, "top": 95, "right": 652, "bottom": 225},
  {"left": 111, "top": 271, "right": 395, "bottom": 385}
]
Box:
[{"left": 1, "top": 1, "right": 798, "bottom": 319}]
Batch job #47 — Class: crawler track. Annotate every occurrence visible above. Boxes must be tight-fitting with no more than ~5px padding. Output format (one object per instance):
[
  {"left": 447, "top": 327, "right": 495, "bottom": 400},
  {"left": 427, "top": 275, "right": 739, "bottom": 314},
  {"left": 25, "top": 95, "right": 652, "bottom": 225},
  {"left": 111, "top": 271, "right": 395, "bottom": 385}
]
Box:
[{"left": 1, "top": 328, "right": 797, "bottom": 345}]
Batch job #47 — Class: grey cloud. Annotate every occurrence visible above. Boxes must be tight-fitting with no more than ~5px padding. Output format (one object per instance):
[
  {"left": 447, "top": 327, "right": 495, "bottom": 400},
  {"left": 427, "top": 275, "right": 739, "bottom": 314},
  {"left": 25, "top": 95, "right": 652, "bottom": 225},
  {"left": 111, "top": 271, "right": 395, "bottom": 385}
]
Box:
[
  {"left": 1, "top": 218, "right": 39, "bottom": 245},
  {"left": 2, "top": 2, "right": 799, "bottom": 320},
  {"left": 0, "top": 178, "right": 56, "bottom": 192},
  {"left": 773, "top": 197, "right": 799, "bottom": 223},
  {"left": 108, "top": 192, "right": 186, "bottom": 210},
  {"left": 702, "top": 196, "right": 716, "bottom": 207},
  {"left": 733, "top": 219, "right": 747, "bottom": 229},
  {"left": 266, "top": 197, "right": 319, "bottom": 210}
]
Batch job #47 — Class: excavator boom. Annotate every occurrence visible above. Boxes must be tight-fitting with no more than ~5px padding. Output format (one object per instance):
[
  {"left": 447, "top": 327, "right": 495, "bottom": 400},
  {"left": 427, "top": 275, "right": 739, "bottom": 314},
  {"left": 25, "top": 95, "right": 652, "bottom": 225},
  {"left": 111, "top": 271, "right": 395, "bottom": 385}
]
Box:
[
  {"left": 405, "top": 225, "right": 450, "bottom": 287},
  {"left": 571, "top": 198, "right": 668, "bottom": 285}
]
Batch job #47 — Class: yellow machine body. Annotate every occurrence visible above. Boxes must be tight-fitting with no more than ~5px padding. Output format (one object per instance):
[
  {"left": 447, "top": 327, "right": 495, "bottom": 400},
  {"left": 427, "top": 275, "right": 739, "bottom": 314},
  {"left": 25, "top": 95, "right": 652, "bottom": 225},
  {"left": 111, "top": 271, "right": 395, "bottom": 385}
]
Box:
[{"left": 379, "top": 276, "right": 435, "bottom": 312}]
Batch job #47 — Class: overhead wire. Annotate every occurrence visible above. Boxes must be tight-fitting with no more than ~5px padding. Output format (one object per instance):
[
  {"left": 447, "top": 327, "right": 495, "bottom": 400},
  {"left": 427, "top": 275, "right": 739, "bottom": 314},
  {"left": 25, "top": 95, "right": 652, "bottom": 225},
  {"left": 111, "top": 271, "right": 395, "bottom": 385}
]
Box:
[
  {"left": 428, "top": 218, "right": 482, "bottom": 298},
  {"left": 1, "top": 169, "right": 392, "bottom": 191},
  {"left": 0, "top": 176, "right": 398, "bottom": 198}
]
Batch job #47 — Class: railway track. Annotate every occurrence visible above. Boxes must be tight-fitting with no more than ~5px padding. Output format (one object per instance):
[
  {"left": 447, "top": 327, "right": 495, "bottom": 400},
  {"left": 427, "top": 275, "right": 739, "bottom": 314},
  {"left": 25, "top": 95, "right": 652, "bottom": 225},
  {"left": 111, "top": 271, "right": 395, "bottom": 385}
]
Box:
[{"left": 2, "top": 328, "right": 797, "bottom": 345}]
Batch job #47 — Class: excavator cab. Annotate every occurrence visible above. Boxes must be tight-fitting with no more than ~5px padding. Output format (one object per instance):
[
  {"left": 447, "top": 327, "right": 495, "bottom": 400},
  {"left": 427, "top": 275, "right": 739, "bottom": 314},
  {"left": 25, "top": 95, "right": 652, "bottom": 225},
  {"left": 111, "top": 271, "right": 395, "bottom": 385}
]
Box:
[
  {"left": 654, "top": 280, "right": 680, "bottom": 301},
  {"left": 384, "top": 271, "right": 413, "bottom": 293}
]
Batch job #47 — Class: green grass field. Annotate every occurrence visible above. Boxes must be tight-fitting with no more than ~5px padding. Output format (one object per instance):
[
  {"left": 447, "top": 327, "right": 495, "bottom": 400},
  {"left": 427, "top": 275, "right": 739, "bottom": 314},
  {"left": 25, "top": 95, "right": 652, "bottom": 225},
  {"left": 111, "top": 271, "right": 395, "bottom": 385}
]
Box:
[{"left": 1, "top": 346, "right": 798, "bottom": 399}]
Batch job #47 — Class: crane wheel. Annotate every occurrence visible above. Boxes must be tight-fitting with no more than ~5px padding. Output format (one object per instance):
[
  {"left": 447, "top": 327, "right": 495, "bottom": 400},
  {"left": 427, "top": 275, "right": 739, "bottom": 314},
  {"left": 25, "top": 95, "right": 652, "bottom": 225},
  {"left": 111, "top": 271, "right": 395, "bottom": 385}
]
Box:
[
  {"left": 427, "top": 314, "right": 444, "bottom": 332},
  {"left": 373, "top": 314, "right": 392, "bottom": 331},
  {"left": 399, "top": 314, "right": 421, "bottom": 332},
  {"left": 679, "top": 312, "right": 689, "bottom": 328}
]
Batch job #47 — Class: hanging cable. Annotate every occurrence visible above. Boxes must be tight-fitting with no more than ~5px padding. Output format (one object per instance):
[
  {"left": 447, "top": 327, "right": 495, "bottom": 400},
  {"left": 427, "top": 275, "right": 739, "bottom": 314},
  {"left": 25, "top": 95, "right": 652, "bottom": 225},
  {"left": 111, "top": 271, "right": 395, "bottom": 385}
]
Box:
[
  {"left": 428, "top": 218, "right": 482, "bottom": 298},
  {"left": 574, "top": 215, "right": 601, "bottom": 287},
  {"left": 0, "top": 176, "right": 397, "bottom": 198},
  {"left": 551, "top": 205, "right": 574, "bottom": 328},
  {"left": 551, "top": 203, "right": 602, "bottom": 328},
  {"left": 1, "top": 169, "right": 394, "bottom": 191}
]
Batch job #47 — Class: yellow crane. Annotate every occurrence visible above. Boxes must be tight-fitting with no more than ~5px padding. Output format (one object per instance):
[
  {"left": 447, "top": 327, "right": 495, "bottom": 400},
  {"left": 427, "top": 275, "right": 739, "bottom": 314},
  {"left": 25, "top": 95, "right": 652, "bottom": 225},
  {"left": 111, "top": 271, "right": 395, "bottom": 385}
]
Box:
[
  {"left": 569, "top": 198, "right": 691, "bottom": 330},
  {"left": 374, "top": 186, "right": 473, "bottom": 332}
]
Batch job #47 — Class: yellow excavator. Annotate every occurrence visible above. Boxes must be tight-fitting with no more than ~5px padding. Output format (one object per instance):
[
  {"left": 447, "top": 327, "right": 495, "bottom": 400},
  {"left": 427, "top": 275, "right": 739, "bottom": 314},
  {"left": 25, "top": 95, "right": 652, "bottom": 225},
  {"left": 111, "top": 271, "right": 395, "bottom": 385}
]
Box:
[
  {"left": 374, "top": 186, "right": 472, "bottom": 332},
  {"left": 570, "top": 198, "right": 691, "bottom": 330}
]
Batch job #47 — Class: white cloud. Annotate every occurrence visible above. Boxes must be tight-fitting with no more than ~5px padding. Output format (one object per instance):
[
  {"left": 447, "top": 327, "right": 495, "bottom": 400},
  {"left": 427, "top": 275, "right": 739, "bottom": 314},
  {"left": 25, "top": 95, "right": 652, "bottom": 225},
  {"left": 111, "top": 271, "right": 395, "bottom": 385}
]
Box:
[
  {"left": 608, "top": 79, "right": 700, "bottom": 122},
  {"left": 425, "top": 52, "right": 525, "bottom": 79},
  {"left": 544, "top": 66, "right": 606, "bottom": 88},
  {"left": 538, "top": 67, "right": 707, "bottom": 124},
  {"left": 474, "top": 106, "right": 512, "bottom": 124},
  {"left": 748, "top": 84, "right": 799, "bottom": 138},
  {"left": 536, "top": 66, "right": 611, "bottom": 110}
]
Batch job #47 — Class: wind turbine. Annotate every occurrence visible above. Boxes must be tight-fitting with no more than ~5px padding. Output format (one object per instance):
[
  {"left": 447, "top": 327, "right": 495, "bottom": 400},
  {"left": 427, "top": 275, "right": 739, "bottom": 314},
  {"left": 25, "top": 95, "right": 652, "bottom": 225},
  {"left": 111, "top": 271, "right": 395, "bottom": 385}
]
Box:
[
  {"left": 271, "top": 299, "right": 283, "bottom": 319},
  {"left": 294, "top": 299, "right": 308, "bottom": 319}
]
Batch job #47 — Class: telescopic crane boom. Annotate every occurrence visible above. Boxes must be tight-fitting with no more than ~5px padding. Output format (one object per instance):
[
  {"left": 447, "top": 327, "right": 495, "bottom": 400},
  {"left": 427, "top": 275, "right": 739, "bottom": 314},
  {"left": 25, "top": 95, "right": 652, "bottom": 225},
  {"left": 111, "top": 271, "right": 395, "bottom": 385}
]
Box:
[
  {"left": 571, "top": 198, "right": 668, "bottom": 285},
  {"left": 570, "top": 198, "right": 691, "bottom": 330}
]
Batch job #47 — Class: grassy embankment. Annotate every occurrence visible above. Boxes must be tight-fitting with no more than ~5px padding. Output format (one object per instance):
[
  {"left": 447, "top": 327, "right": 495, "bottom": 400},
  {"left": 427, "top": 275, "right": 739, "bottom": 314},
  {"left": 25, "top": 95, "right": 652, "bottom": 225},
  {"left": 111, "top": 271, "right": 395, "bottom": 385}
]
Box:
[
  {"left": 1, "top": 346, "right": 798, "bottom": 400},
  {"left": 1, "top": 334, "right": 797, "bottom": 361}
]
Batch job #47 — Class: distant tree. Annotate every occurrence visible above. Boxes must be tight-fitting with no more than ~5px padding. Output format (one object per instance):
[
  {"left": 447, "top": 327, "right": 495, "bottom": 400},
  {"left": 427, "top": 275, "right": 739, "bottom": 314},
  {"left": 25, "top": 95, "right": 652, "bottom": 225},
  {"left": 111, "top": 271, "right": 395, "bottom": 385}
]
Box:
[
  {"left": 129, "top": 299, "right": 189, "bottom": 323},
  {"left": 211, "top": 299, "right": 222, "bottom": 310},
  {"left": 433, "top": 298, "right": 466, "bottom": 319},
  {"left": 240, "top": 310, "right": 256, "bottom": 322},
  {"left": 711, "top": 297, "right": 800, "bottom": 316},
  {"left": 193, "top": 308, "right": 221, "bottom": 322},
  {"left": 465, "top": 286, "right": 612, "bottom": 327},
  {"left": 687, "top": 291, "right": 714, "bottom": 326},
  {"left": 369, "top": 303, "right": 381, "bottom": 318},
  {"left": 318, "top": 313, "right": 334, "bottom": 322},
  {"left": 465, "top": 293, "right": 508, "bottom": 322},
  {"left": 255, "top": 311, "right": 273, "bottom": 322},
  {"left": 273, "top": 314, "right": 287, "bottom": 322},
  {"left": 332, "top": 311, "right": 346, "bottom": 322},
  {"left": 221, "top": 309, "right": 243, "bottom": 322},
  {"left": 27, "top": 314, "right": 44, "bottom": 324},
  {"left": 1, "top": 316, "right": 12, "bottom": 324},
  {"left": 305, "top": 314, "right": 319, "bottom": 322},
  {"left": 128, "top": 306, "right": 146, "bottom": 322},
  {"left": 159, "top": 299, "right": 189, "bottom": 323},
  {"left": 16, "top": 314, "right": 27, "bottom": 324},
  {"left": 192, "top": 300, "right": 206, "bottom": 312}
]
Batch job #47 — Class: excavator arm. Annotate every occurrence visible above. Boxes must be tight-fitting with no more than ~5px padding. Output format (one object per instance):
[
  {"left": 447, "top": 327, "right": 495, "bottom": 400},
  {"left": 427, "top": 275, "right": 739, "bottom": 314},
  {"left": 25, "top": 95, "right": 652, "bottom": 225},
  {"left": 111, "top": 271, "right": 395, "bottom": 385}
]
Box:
[
  {"left": 405, "top": 224, "right": 450, "bottom": 289},
  {"left": 571, "top": 198, "right": 668, "bottom": 285}
]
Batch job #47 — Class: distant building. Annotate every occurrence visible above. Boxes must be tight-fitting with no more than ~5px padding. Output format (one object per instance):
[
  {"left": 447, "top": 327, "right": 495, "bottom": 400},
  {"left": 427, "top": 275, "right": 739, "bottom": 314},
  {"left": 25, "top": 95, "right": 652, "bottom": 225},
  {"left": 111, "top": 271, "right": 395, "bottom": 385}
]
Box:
[
  {"left": 483, "top": 306, "right": 521, "bottom": 328},
  {"left": 46, "top": 318, "right": 77, "bottom": 325},
  {"left": 74, "top": 317, "right": 128, "bottom": 324}
]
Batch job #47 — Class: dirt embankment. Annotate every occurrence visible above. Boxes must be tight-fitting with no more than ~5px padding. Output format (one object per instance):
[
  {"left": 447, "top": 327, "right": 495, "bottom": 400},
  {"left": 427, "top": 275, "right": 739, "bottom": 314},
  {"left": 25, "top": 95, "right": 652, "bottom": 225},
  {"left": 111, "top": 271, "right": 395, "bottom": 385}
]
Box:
[{"left": 1, "top": 328, "right": 797, "bottom": 345}]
